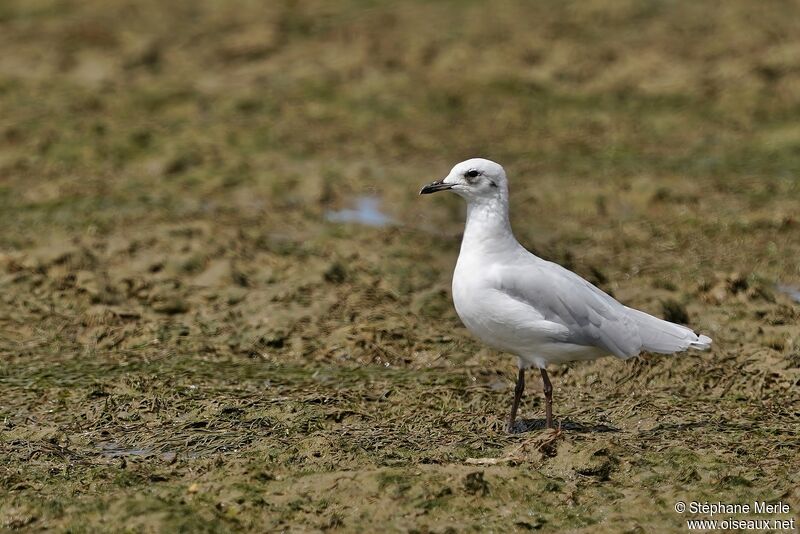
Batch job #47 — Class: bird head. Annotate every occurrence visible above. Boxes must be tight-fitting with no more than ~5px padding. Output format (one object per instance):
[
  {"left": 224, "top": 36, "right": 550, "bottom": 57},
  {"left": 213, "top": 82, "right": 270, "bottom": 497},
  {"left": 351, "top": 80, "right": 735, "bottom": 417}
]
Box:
[{"left": 420, "top": 158, "right": 508, "bottom": 203}]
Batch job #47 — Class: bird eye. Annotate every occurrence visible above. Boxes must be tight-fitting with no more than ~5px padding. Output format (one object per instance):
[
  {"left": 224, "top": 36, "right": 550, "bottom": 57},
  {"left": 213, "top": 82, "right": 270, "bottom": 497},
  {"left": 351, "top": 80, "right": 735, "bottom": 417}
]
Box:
[{"left": 465, "top": 169, "right": 480, "bottom": 179}]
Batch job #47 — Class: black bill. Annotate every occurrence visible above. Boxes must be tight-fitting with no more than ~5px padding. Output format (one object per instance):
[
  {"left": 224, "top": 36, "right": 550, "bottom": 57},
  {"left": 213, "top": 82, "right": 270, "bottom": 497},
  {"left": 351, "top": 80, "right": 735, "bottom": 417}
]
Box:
[{"left": 419, "top": 180, "right": 453, "bottom": 195}]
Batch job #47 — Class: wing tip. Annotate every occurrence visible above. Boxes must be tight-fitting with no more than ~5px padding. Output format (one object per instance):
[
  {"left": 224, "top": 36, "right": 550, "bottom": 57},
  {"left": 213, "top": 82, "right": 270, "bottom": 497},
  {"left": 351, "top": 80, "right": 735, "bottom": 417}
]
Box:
[{"left": 691, "top": 334, "right": 713, "bottom": 350}]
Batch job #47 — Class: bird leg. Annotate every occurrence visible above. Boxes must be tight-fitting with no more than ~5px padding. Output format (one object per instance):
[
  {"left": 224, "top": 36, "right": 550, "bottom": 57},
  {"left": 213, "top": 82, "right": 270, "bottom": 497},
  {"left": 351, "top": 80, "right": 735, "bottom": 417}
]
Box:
[
  {"left": 540, "top": 368, "right": 554, "bottom": 429},
  {"left": 507, "top": 368, "right": 525, "bottom": 433}
]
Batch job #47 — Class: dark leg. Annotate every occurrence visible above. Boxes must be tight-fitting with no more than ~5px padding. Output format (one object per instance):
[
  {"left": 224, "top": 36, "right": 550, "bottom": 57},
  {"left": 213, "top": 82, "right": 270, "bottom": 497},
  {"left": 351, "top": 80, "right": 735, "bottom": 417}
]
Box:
[
  {"left": 540, "top": 368, "right": 553, "bottom": 429},
  {"left": 507, "top": 368, "right": 525, "bottom": 433}
]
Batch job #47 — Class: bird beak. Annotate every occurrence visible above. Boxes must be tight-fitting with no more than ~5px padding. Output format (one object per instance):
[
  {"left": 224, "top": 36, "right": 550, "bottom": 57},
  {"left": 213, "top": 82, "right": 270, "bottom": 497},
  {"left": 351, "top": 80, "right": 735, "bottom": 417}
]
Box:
[{"left": 419, "top": 179, "right": 453, "bottom": 195}]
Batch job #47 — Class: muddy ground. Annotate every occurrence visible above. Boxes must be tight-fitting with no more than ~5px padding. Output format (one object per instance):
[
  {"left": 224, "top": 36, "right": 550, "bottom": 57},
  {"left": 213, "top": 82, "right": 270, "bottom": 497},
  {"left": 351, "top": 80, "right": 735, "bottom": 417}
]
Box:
[{"left": 1, "top": 0, "right": 799, "bottom": 532}]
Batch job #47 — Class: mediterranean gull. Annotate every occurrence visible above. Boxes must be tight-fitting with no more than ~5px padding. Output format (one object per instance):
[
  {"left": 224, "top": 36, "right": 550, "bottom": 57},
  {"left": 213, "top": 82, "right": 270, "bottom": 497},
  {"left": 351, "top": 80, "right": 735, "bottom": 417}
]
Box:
[{"left": 420, "top": 158, "right": 712, "bottom": 432}]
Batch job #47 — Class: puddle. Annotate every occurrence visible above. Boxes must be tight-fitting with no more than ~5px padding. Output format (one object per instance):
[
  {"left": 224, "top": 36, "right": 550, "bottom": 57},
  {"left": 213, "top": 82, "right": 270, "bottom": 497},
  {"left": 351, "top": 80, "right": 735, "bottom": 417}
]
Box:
[
  {"left": 97, "top": 441, "right": 153, "bottom": 458},
  {"left": 325, "top": 196, "right": 393, "bottom": 227},
  {"left": 776, "top": 284, "right": 800, "bottom": 303}
]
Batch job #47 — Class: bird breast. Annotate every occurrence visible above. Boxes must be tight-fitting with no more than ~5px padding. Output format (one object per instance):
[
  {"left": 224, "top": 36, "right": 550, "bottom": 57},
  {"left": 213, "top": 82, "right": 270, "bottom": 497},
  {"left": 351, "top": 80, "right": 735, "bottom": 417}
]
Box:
[{"left": 452, "top": 259, "right": 542, "bottom": 354}]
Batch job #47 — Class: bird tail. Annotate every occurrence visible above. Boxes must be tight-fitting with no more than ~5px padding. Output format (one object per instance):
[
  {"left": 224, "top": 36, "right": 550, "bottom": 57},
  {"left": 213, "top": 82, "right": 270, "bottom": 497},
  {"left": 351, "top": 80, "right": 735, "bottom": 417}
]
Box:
[{"left": 624, "top": 307, "right": 712, "bottom": 354}]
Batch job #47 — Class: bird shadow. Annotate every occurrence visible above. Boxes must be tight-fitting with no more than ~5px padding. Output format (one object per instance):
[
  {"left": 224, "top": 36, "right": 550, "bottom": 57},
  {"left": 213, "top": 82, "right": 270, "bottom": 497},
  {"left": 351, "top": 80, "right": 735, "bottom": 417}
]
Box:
[{"left": 512, "top": 418, "right": 621, "bottom": 434}]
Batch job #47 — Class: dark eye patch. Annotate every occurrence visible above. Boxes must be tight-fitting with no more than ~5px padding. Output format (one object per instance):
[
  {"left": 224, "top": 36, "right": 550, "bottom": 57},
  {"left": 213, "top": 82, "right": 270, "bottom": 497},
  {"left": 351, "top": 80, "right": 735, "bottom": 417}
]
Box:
[{"left": 465, "top": 169, "right": 480, "bottom": 178}]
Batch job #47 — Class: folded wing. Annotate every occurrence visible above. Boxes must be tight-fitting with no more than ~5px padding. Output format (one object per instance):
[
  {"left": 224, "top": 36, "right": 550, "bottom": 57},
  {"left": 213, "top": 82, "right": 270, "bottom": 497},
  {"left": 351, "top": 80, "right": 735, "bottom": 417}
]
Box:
[{"left": 496, "top": 258, "right": 710, "bottom": 358}]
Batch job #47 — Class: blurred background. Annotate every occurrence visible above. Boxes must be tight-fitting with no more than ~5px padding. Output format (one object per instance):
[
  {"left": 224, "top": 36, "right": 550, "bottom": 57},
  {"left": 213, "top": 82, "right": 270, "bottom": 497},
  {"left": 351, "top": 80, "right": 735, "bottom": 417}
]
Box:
[{"left": 1, "top": 0, "right": 798, "bottom": 531}]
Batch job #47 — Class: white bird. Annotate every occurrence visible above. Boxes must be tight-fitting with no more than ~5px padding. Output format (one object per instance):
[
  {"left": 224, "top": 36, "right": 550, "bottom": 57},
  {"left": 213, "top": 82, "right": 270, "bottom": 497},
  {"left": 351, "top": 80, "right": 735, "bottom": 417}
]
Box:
[{"left": 420, "top": 158, "right": 712, "bottom": 432}]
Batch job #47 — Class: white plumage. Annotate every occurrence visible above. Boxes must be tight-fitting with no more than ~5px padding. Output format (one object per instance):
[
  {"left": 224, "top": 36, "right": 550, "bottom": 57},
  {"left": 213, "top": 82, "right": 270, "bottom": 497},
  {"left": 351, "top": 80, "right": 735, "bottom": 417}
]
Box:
[{"left": 421, "top": 158, "right": 712, "bottom": 430}]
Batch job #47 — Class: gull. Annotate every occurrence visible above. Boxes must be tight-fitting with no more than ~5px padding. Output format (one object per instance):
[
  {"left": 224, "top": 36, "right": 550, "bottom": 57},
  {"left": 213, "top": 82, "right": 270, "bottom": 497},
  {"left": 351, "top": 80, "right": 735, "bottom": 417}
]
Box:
[{"left": 420, "top": 158, "right": 712, "bottom": 432}]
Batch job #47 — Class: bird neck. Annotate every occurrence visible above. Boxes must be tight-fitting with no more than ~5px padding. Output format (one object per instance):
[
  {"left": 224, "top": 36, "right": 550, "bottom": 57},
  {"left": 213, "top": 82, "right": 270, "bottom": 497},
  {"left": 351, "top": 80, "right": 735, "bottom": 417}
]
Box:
[{"left": 461, "top": 197, "right": 518, "bottom": 255}]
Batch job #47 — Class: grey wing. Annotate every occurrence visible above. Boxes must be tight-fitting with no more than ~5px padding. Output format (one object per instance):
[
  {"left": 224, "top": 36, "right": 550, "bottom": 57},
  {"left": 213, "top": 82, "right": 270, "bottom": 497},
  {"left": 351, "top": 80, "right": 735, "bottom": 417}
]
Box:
[{"left": 496, "top": 260, "right": 643, "bottom": 359}]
